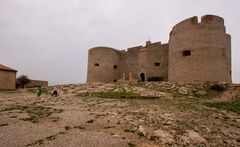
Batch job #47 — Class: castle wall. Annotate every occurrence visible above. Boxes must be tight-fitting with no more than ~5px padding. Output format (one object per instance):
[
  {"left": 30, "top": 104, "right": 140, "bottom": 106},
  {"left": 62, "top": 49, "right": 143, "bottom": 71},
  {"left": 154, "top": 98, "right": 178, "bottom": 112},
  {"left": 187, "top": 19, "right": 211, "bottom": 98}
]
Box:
[
  {"left": 146, "top": 43, "right": 168, "bottom": 80},
  {"left": 119, "top": 52, "right": 129, "bottom": 81},
  {"left": 169, "top": 15, "right": 231, "bottom": 82},
  {"left": 25, "top": 80, "right": 48, "bottom": 88},
  {"left": 121, "top": 46, "right": 141, "bottom": 81},
  {"left": 0, "top": 70, "right": 16, "bottom": 90},
  {"left": 87, "top": 42, "right": 169, "bottom": 83},
  {"left": 87, "top": 47, "right": 121, "bottom": 82},
  {"left": 226, "top": 34, "right": 232, "bottom": 80},
  {"left": 87, "top": 15, "right": 232, "bottom": 83},
  {"left": 127, "top": 46, "right": 144, "bottom": 81},
  {"left": 122, "top": 42, "right": 169, "bottom": 82}
]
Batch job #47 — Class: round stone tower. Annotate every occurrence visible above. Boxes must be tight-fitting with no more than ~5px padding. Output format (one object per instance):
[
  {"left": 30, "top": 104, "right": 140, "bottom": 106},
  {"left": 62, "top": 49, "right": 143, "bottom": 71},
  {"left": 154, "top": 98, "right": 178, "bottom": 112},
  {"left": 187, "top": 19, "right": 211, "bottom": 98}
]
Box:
[
  {"left": 87, "top": 47, "right": 121, "bottom": 82},
  {"left": 168, "top": 15, "right": 231, "bottom": 83}
]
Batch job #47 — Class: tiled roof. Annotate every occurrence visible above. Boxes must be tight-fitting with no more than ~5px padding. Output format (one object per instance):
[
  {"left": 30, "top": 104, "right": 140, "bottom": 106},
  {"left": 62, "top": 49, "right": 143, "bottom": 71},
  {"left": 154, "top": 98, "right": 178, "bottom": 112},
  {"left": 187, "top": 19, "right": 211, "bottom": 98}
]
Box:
[{"left": 0, "top": 64, "right": 17, "bottom": 72}]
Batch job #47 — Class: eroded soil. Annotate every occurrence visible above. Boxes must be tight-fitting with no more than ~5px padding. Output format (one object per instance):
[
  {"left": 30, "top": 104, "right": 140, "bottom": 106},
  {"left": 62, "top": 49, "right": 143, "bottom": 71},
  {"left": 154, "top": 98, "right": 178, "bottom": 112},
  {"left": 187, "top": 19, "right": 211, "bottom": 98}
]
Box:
[{"left": 0, "top": 82, "right": 240, "bottom": 147}]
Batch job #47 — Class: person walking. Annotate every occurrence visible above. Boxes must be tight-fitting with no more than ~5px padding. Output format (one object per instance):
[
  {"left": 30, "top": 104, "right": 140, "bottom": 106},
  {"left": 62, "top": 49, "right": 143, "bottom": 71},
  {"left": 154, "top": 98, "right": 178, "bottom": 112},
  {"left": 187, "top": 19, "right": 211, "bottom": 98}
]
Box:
[
  {"left": 37, "top": 86, "right": 42, "bottom": 97},
  {"left": 52, "top": 87, "right": 58, "bottom": 97}
]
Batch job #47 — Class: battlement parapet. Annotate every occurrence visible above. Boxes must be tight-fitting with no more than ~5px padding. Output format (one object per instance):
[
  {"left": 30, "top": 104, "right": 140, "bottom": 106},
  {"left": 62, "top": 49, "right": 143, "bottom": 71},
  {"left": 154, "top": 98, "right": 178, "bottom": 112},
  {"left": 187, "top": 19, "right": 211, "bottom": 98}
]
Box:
[
  {"left": 127, "top": 45, "right": 143, "bottom": 52},
  {"left": 201, "top": 15, "right": 224, "bottom": 24},
  {"left": 171, "top": 15, "right": 226, "bottom": 37}
]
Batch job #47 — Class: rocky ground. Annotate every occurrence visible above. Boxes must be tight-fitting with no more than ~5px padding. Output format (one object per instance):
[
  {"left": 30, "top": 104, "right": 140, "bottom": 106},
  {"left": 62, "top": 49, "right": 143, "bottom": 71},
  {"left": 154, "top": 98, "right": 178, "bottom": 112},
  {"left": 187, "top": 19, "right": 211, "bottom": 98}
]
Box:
[{"left": 0, "top": 82, "right": 240, "bottom": 147}]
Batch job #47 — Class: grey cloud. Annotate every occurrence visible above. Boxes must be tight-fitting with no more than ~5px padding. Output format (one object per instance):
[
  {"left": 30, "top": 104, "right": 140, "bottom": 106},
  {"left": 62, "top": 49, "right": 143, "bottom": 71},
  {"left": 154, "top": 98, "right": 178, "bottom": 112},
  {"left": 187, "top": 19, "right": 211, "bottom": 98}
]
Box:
[{"left": 0, "top": 0, "right": 239, "bottom": 85}]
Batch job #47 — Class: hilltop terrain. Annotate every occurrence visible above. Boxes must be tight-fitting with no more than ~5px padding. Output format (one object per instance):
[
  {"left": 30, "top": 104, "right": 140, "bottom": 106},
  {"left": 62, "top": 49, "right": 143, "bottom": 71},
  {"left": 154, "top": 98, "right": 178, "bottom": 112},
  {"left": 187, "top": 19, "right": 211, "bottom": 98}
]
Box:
[{"left": 0, "top": 82, "right": 240, "bottom": 147}]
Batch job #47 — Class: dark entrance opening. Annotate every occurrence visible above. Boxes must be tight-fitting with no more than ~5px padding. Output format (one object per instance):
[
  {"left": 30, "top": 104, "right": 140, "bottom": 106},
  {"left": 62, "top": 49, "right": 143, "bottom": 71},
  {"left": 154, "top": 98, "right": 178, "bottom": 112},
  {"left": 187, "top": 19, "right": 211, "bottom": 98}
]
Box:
[{"left": 140, "top": 73, "right": 145, "bottom": 82}]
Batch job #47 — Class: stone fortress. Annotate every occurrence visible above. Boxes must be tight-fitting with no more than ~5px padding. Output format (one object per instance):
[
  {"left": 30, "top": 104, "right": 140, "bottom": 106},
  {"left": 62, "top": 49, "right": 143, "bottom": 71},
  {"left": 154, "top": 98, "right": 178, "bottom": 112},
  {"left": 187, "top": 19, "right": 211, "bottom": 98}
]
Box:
[{"left": 87, "top": 15, "right": 232, "bottom": 83}]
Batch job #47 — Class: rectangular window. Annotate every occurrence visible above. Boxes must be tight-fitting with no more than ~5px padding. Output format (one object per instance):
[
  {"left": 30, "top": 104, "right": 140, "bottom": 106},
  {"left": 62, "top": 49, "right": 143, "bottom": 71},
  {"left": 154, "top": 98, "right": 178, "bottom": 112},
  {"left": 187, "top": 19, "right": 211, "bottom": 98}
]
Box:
[
  {"left": 114, "top": 65, "right": 118, "bottom": 70},
  {"left": 154, "top": 63, "right": 160, "bottom": 66},
  {"left": 182, "top": 50, "right": 191, "bottom": 57},
  {"left": 94, "top": 63, "right": 99, "bottom": 67}
]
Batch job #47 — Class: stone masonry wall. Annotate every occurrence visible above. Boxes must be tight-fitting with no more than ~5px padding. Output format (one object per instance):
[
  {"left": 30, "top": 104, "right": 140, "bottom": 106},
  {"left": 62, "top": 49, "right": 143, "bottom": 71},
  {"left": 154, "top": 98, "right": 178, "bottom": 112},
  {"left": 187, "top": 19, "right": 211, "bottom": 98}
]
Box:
[
  {"left": 87, "top": 42, "right": 169, "bottom": 83},
  {"left": 124, "top": 42, "right": 169, "bottom": 82},
  {"left": 0, "top": 70, "right": 16, "bottom": 90},
  {"left": 87, "top": 15, "right": 231, "bottom": 83},
  {"left": 25, "top": 80, "right": 48, "bottom": 88},
  {"left": 146, "top": 43, "right": 169, "bottom": 81},
  {"left": 87, "top": 47, "right": 121, "bottom": 82},
  {"left": 169, "top": 15, "right": 231, "bottom": 82}
]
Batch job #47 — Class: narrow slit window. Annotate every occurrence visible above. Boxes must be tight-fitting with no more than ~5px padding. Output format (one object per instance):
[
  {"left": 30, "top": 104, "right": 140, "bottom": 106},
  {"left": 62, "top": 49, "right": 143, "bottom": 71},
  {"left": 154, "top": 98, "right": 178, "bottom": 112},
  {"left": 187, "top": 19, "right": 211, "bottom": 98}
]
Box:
[
  {"left": 155, "top": 63, "right": 160, "bottom": 66},
  {"left": 182, "top": 50, "right": 191, "bottom": 57},
  {"left": 94, "top": 63, "right": 99, "bottom": 67},
  {"left": 114, "top": 65, "right": 118, "bottom": 70}
]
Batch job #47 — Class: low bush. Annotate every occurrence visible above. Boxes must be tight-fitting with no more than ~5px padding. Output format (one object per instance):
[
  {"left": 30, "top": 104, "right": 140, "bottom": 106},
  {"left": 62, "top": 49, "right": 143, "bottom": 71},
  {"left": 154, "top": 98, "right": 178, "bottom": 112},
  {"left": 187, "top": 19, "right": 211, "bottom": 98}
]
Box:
[
  {"left": 147, "top": 76, "right": 164, "bottom": 82},
  {"left": 210, "top": 84, "right": 225, "bottom": 92},
  {"left": 206, "top": 100, "right": 240, "bottom": 115}
]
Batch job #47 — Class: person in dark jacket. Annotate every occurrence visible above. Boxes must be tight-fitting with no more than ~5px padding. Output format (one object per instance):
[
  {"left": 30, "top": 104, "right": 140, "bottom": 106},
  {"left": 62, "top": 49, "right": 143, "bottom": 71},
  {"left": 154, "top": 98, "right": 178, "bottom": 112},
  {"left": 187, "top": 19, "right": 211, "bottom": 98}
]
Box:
[
  {"left": 52, "top": 87, "right": 58, "bottom": 97},
  {"left": 37, "top": 86, "right": 42, "bottom": 97}
]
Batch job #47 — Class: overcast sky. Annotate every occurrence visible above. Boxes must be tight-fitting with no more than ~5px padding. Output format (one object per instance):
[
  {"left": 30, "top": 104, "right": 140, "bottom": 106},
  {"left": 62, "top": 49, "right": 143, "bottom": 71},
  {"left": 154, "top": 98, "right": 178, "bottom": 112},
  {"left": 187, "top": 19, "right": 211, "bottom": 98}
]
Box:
[{"left": 0, "top": 0, "right": 239, "bottom": 85}]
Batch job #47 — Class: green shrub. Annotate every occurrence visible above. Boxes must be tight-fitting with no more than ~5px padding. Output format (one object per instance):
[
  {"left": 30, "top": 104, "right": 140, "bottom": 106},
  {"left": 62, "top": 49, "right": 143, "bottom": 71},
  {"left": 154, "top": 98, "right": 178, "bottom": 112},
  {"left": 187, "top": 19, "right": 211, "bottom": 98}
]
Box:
[
  {"left": 206, "top": 100, "right": 240, "bottom": 115},
  {"left": 147, "top": 76, "right": 164, "bottom": 82},
  {"left": 17, "top": 75, "right": 30, "bottom": 88},
  {"left": 210, "top": 84, "right": 225, "bottom": 92}
]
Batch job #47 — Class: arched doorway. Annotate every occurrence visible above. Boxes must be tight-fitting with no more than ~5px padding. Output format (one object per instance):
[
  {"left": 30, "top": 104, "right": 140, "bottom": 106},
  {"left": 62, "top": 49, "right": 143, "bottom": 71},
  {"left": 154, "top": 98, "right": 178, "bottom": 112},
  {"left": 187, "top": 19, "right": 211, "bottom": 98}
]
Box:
[{"left": 140, "top": 73, "right": 145, "bottom": 82}]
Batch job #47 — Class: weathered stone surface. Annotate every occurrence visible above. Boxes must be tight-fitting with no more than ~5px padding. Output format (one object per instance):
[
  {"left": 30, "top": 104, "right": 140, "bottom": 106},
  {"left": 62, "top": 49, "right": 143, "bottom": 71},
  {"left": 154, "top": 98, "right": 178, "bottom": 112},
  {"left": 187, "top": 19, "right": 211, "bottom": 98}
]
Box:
[
  {"left": 186, "top": 130, "right": 206, "bottom": 143},
  {"left": 153, "top": 130, "right": 174, "bottom": 143},
  {"left": 87, "top": 15, "right": 231, "bottom": 83},
  {"left": 138, "top": 125, "right": 147, "bottom": 136},
  {"left": 0, "top": 64, "right": 17, "bottom": 90},
  {"left": 169, "top": 15, "right": 231, "bottom": 83}
]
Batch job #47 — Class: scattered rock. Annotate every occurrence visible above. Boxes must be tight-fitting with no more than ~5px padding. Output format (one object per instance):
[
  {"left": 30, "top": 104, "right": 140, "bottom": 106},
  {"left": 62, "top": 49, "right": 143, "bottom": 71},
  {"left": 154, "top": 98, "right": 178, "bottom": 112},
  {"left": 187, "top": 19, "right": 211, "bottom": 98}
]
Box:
[
  {"left": 186, "top": 130, "right": 206, "bottom": 143},
  {"left": 87, "top": 119, "right": 94, "bottom": 123},
  {"left": 140, "top": 143, "right": 159, "bottom": 147},
  {"left": 163, "top": 121, "right": 171, "bottom": 125},
  {"left": 200, "top": 125, "right": 211, "bottom": 133},
  {"left": 180, "top": 135, "right": 190, "bottom": 144},
  {"left": 149, "top": 135, "right": 159, "bottom": 142},
  {"left": 112, "top": 134, "right": 120, "bottom": 138},
  {"left": 153, "top": 129, "right": 174, "bottom": 143},
  {"left": 178, "top": 87, "right": 189, "bottom": 95},
  {"left": 197, "top": 90, "right": 207, "bottom": 96},
  {"left": 138, "top": 125, "right": 146, "bottom": 135},
  {"left": 161, "top": 113, "right": 173, "bottom": 121}
]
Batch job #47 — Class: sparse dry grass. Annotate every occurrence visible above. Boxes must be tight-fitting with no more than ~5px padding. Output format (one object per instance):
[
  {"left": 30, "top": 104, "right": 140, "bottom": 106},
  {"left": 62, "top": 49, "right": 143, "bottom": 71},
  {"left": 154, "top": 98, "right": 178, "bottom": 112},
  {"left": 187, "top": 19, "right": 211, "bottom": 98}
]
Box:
[{"left": 0, "top": 82, "right": 239, "bottom": 147}]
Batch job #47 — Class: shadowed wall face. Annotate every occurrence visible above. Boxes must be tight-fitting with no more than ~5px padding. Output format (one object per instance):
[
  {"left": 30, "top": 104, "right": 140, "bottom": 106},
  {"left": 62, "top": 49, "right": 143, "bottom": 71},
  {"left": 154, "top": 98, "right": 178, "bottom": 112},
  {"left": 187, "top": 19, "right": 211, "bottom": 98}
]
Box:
[
  {"left": 169, "top": 15, "right": 231, "bottom": 83},
  {"left": 0, "top": 71, "right": 16, "bottom": 90}
]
